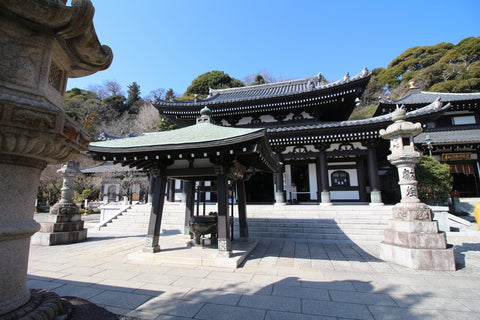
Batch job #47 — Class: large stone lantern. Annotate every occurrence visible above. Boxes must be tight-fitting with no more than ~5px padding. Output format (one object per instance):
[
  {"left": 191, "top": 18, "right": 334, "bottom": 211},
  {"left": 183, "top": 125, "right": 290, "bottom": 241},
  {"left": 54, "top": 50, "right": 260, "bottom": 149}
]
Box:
[
  {"left": 379, "top": 106, "right": 455, "bottom": 270},
  {"left": 0, "top": 0, "right": 112, "bottom": 317}
]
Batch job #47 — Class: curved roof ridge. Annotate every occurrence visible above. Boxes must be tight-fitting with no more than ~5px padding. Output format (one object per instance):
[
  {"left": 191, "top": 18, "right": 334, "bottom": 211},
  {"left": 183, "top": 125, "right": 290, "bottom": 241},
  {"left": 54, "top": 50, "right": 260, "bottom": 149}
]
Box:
[
  {"left": 268, "top": 99, "right": 450, "bottom": 133},
  {"left": 210, "top": 67, "right": 370, "bottom": 95},
  {"left": 384, "top": 90, "right": 480, "bottom": 105}
]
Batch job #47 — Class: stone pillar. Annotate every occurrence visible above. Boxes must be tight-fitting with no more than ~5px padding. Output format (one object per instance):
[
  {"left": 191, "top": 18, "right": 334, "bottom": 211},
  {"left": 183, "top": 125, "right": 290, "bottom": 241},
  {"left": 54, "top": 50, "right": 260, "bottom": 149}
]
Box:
[
  {"left": 31, "top": 160, "right": 88, "bottom": 245},
  {"left": 216, "top": 167, "right": 231, "bottom": 257},
  {"left": 379, "top": 107, "right": 455, "bottom": 270},
  {"left": 144, "top": 173, "right": 167, "bottom": 253},
  {"left": 0, "top": 1, "right": 112, "bottom": 316}
]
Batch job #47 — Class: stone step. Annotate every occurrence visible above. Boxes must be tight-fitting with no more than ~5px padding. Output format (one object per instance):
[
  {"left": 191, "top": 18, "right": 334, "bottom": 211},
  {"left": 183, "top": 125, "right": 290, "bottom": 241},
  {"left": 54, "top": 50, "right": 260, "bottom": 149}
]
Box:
[{"left": 99, "top": 204, "right": 392, "bottom": 243}]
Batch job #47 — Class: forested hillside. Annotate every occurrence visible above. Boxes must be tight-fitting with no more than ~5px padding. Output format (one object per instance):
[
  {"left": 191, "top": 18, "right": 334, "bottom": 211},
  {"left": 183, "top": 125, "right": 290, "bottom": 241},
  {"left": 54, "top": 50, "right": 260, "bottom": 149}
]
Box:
[{"left": 64, "top": 37, "right": 480, "bottom": 136}]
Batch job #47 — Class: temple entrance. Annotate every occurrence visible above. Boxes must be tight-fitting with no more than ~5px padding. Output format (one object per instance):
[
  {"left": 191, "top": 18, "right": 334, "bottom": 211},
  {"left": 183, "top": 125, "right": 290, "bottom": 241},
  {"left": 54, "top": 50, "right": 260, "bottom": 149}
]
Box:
[
  {"left": 245, "top": 172, "right": 274, "bottom": 203},
  {"left": 452, "top": 173, "right": 479, "bottom": 197},
  {"left": 291, "top": 163, "right": 310, "bottom": 202}
]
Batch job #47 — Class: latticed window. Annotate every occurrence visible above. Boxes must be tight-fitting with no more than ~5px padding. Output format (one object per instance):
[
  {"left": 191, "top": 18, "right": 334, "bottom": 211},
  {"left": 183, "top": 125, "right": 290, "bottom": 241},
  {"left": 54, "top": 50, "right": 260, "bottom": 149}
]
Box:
[
  {"left": 48, "top": 60, "right": 65, "bottom": 92},
  {"left": 331, "top": 170, "right": 350, "bottom": 187}
]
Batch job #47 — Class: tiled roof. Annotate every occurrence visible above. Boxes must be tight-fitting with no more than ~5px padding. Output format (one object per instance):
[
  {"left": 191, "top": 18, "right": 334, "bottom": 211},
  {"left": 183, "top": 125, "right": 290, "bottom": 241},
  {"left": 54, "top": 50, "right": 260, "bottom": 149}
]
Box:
[
  {"left": 89, "top": 123, "right": 264, "bottom": 151},
  {"left": 415, "top": 126, "right": 480, "bottom": 145},
  {"left": 81, "top": 161, "right": 140, "bottom": 173},
  {"left": 154, "top": 68, "right": 370, "bottom": 108},
  {"left": 382, "top": 91, "right": 480, "bottom": 105},
  {"left": 268, "top": 99, "right": 448, "bottom": 133}
]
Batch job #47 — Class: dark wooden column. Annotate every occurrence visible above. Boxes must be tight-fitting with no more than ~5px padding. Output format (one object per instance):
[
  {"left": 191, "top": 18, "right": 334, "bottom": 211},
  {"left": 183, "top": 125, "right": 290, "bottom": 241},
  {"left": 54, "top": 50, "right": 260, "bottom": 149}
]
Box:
[
  {"left": 364, "top": 141, "right": 383, "bottom": 205},
  {"left": 237, "top": 179, "right": 248, "bottom": 239},
  {"left": 167, "top": 178, "right": 175, "bottom": 202},
  {"left": 147, "top": 173, "right": 154, "bottom": 203},
  {"left": 216, "top": 166, "right": 231, "bottom": 257},
  {"left": 275, "top": 164, "right": 286, "bottom": 205},
  {"left": 184, "top": 180, "right": 195, "bottom": 236},
  {"left": 357, "top": 157, "right": 368, "bottom": 202},
  {"left": 144, "top": 173, "right": 167, "bottom": 253}
]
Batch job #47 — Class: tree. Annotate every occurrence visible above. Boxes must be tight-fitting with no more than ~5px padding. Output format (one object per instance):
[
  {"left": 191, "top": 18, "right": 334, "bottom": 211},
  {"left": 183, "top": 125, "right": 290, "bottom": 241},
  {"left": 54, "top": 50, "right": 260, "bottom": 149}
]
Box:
[
  {"left": 145, "top": 88, "right": 166, "bottom": 101},
  {"left": 164, "top": 88, "right": 176, "bottom": 100},
  {"left": 249, "top": 75, "right": 266, "bottom": 86},
  {"left": 416, "top": 156, "right": 453, "bottom": 204},
  {"left": 134, "top": 102, "right": 160, "bottom": 133},
  {"left": 243, "top": 68, "right": 288, "bottom": 85},
  {"left": 104, "top": 80, "right": 124, "bottom": 96},
  {"left": 184, "top": 70, "right": 244, "bottom": 98},
  {"left": 127, "top": 82, "right": 141, "bottom": 104},
  {"left": 37, "top": 164, "right": 63, "bottom": 208},
  {"left": 102, "top": 94, "right": 127, "bottom": 114}
]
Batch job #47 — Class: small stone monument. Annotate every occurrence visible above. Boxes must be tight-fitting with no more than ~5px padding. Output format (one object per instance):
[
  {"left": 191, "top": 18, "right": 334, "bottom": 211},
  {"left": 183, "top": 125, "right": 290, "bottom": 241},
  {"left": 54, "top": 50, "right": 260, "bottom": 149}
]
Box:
[
  {"left": 32, "top": 160, "right": 88, "bottom": 245},
  {"left": 379, "top": 106, "right": 456, "bottom": 270}
]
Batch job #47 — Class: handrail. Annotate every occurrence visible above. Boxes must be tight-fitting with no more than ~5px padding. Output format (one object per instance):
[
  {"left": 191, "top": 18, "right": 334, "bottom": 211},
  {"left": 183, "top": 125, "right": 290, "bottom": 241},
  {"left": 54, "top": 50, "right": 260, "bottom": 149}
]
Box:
[{"left": 97, "top": 203, "right": 131, "bottom": 230}]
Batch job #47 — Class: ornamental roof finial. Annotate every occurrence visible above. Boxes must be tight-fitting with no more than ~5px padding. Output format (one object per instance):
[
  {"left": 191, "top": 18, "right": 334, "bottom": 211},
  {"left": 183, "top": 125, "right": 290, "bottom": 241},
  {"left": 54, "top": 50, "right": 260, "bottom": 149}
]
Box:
[{"left": 197, "top": 106, "right": 214, "bottom": 124}]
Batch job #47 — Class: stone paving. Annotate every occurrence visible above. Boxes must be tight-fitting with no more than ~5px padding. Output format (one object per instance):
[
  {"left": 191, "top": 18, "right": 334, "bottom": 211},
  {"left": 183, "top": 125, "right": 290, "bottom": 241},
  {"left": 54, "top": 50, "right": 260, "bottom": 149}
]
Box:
[{"left": 27, "top": 229, "right": 480, "bottom": 320}]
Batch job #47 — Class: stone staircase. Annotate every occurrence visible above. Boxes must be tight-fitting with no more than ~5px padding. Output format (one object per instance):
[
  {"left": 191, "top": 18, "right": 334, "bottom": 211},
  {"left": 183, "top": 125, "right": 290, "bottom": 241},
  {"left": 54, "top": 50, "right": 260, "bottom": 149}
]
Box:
[
  {"left": 242, "top": 205, "right": 391, "bottom": 244},
  {"left": 98, "top": 203, "right": 392, "bottom": 244},
  {"left": 99, "top": 203, "right": 185, "bottom": 234}
]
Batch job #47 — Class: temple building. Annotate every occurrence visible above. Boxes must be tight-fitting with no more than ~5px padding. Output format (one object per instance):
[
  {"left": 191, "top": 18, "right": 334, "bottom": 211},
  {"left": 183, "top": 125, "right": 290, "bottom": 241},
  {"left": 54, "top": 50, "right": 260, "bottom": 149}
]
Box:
[{"left": 154, "top": 69, "right": 459, "bottom": 204}]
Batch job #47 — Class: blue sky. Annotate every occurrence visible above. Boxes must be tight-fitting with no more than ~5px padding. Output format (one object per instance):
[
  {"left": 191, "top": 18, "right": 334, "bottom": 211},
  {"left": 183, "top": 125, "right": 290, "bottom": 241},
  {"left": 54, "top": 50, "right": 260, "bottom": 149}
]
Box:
[{"left": 67, "top": 0, "right": 480, "bottom": 98}]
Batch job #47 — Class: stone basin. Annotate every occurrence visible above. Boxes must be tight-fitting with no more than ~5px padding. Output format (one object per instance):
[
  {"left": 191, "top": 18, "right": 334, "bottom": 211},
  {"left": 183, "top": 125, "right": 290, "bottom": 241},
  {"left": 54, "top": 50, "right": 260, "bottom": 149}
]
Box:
[{"left": 189, "top": 215, "right": 218, "bottom": 245}]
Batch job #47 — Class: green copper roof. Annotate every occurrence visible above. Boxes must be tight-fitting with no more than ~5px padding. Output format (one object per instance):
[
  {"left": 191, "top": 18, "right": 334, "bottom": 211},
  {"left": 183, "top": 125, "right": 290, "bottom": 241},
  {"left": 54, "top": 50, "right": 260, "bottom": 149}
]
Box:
[{"left": 89, "top": 123, "right": 264, "bottom": 151}]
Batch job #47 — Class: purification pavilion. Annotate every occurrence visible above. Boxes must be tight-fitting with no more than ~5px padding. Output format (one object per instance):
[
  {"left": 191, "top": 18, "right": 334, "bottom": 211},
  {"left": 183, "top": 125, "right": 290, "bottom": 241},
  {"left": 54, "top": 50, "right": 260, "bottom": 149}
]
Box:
[
  {"left": 154, "top": 69, "right": 452, "bottom": 205},
  {"left": 88, "top": 107, "right": 280, "bottom": 255}
]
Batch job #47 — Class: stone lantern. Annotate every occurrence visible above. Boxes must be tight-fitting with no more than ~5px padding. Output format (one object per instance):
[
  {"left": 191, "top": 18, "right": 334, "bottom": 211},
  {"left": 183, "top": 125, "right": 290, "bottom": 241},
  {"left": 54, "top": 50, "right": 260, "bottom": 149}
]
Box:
[
  {"left": 379, "top": 106, "right": 455, "bottom": 270},
  {"left": 32, "top": 160, "right": 88, "bottom": 245},
  {"left": 0, "top": 0, "right": 112, "bottom": 317}
]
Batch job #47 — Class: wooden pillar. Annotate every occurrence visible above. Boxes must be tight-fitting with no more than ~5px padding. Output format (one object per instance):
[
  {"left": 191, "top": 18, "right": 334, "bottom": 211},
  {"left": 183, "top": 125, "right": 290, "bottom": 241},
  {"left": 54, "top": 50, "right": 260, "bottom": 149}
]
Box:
[
  {"left": 367, "top": 146, "right": 383, "bottom": 205},
  {"left": 144, "top": 174, "right": 167, "bottom": 253},
  {"left": 184, "top": 180, "right": 195, "bottom": 236},
  {"left": 315, "top": 145, "right": 331, "bottom": 205},
  {"left": 275, "top": 164, "right": 286, "bottom": 205},
  {"left": 216, "top": 168, "right": 231, "bottom": 257},
  {"left": 237, "top": 179, "right": 248, "bottom": 239},
  {"left": 357, "top": 157, "right": 368, "bottom": 202},
  {"left": 167, "top": 178, "right": 175, "bottom": 202},
  {"left": 147, "top": 173, "right": 154, "bottom": 204}
]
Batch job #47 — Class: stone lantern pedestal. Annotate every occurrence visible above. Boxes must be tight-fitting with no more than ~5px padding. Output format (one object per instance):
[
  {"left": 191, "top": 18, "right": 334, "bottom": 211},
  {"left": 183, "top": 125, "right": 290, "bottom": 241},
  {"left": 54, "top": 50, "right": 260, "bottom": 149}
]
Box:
[
  {"left": 0, "top": 0, "right": 112, "bottom": 317},
  {"left": 379, "top": 106, "right": 455, "bottom": 270},
  {"left": 32, "top": 160, "right": 88, "bottom": 245}
]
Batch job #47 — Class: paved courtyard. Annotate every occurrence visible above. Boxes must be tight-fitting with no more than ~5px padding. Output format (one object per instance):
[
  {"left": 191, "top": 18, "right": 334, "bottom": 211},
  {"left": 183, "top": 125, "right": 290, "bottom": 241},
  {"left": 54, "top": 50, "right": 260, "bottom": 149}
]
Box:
[{"left": 28, "top": 229, "right": 480, "bottom": 320}]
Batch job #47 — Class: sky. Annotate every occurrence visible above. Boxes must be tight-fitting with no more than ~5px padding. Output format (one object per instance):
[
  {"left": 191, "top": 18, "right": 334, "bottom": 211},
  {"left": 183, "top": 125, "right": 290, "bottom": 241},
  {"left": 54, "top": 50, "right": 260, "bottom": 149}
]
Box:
[{"left": 66, "top": 0, "right": 480, "bottom": 98}]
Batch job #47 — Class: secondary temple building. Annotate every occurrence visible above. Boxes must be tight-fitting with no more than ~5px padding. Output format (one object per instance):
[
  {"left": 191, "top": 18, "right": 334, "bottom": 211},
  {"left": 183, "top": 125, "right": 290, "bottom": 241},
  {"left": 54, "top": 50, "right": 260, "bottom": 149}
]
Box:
[
  {"left": 375, "top": 87, "right": 480, "bottom": 197},
  {"left": 154, "top": 69, "right": 468, "bottom": 205}
]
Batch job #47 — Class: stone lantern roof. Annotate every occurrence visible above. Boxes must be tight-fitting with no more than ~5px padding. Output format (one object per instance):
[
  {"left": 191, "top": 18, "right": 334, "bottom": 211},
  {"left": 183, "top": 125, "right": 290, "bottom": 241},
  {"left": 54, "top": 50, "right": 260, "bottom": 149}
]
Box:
[{"left": 379, "top": 106, "right": 423, "bottom": 140}]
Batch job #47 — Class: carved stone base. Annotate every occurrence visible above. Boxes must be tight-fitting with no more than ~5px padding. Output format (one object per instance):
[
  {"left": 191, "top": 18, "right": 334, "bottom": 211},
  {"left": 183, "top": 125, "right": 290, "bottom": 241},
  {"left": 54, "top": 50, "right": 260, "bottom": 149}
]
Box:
[
  {"left": 320, "top": 191, "right": 332, "bottom": 206},
  {"left": 275, "top": 191, "right": 287, "bottom": 205},
  {"left": 143, "top": 235, "right": 160, "bottom": 253},
  {"left": 217, "top": 238, "right": 232, "bottom": 258},
  {"left": 392, "top": 202, "right": 432, "bottom": 221},
  {"left": 31, "top": 214, "right": 87, "bottom": 246},
  {"left": 380, "top": 242, "right": 456, "bottom": 271},
  {"left": 369, "top": 190, "right": 384, "bottom": 206},
  {"left": 381, "top": 218, "right": 456, "bottom": 270},
  {"left": 0, "top": 289, "right": 68, "bottom": 320}
]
